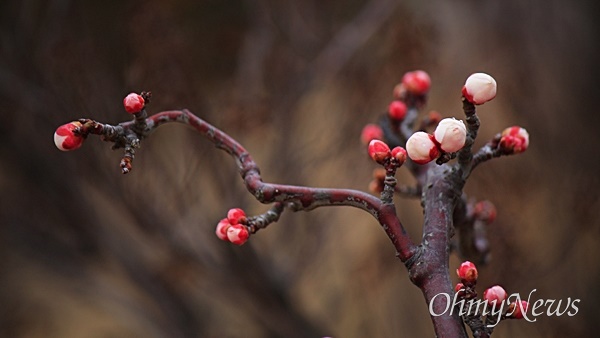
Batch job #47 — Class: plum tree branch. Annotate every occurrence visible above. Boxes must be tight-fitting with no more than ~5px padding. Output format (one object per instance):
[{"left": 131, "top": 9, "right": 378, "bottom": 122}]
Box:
[
  {"left": 57, "top": 70, "right": 529, "bottom": 337},
  {"left": 80, "top": 109, "right": 417, "bottom": 262}
]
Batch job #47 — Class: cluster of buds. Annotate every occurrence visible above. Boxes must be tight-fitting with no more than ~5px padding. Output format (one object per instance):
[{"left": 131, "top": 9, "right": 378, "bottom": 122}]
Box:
[
  {"left": 405, "top": 117, "right": 467, "bottom": 164},
  {"left": 390, "top": 70, "right": 431, "bottom": 118},
  {"left": 54, "top": 92, "right": 150, "bottom": 152},
  {"left": 360, "top": 70, "right": 433, "bottom": 156},
  {"left": 215, "top": 208, "right": 250, "bottom": 245},
  {"left": 454, "top": 261, "right": 478, "bottom": 301},
  {"left": 400, "top": 70, "right": 432, "bottom": 97},
  {"left": 367, "top": 139, "right": 407, "bottom": 167},
  {"left": 455, "top": 261, "right": 530, "bottom": 323}
]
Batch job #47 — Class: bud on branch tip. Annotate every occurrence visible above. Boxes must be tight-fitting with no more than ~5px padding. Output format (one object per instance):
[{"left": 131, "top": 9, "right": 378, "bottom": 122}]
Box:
[
  {"left": 123, "top": 93, "right": 145, "bottom": 114},
  {"left": 500, "top": 126, "right": 529, "bottom": 154},
  {"left": 391, "top": 146, "right": 407, "bottom": 165},
  {"left": 462, "top": 73, "right": 497, "bottom": 105},
  {"left": 402, "top": 70, "right": 431, "bottom": 96},
  {"left": 388, "top": 100, "right": 407, "bottom": 121},
  {"left": 216, "top": 209, "right": 250, "bottom": 245},
  {"left": 456, "top": 261, "right": 478, "bottom": 284},
  {"left": 368, "top": 139, "right": 391, "bottom": 165},
  {"left": 54, "top": 121, "right": 85, "bottom": 151},
  {"left": 483, "top": 285, "right": 507, "bottom": 307}
]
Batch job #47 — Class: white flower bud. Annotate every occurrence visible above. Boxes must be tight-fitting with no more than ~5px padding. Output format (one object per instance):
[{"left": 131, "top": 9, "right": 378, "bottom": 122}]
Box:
[
  {"left": 434, "top": 118, "right": 467, "bottom": 153},
  {"left": 406, "top": 131, "right": 439, "bottom": 164},
  {"left": 462, "top": 73, "right": 497, "bottom": 105}
]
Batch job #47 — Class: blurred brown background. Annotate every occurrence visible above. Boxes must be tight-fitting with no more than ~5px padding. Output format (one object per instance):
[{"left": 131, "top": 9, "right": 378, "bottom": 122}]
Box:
[{"left": 1, "top": 0, "right": 599, "bottom": 337}]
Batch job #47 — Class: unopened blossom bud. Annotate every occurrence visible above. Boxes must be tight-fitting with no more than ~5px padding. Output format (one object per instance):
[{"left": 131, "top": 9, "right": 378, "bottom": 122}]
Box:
[
  {"left": 227, "top": 208, "right": 246, "bottom": 225},
  {"left": 54, "top": 121, "right": 85, "bottom": 151},
  {"left": 499, "top": 126, "right": 529, "bottom": 154},
  {"left": 456, "top": 261, "right": 478, "bottom": 284},
  {"left": 462, "top": 73, "right": 497, "bottom": 105},
  {"left": 361, "top": 124, "right": 384, "bottom": 145},
  {"left": 402, "top": 70, "right": 431, "bottom": 95},
  {"left": 391, "top": 146, "right": 407, "bottom": 165},
  {"left": 473, "top": 200, "right": 497, "bottom": 223},
  {"left": 368, "top": 139, "right": 392, "bottom": 164},
  {"left": 406, "top": 131, "right": 439, "bottom": 164},
  {"left": 455, "top": 282, "right": 465, "bottom": 293},
  {"left": 215, "top": 218, "right": 232, "bottom": 241},
  {"left": 123, "top": 93, "right": 145, "bottom": 113},
  {"left": 508, "top": 300, "right": 529, "bottom": 319},
  {"left": 227, "top": 224, "right": 250, "bottom": 245},
  {"left": 483, "top": 285, "right": 507, "bottom": 308},
  {"left": 388, "top": 100, "right": 407, "bottom": 121},
  {"left": 433, "top": 118, "right": 467, "bottom": 153}
]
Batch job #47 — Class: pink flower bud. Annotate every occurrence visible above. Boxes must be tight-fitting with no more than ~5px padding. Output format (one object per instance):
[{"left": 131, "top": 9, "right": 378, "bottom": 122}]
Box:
[
  {"left": 462, "top": 73, "right": 497, "bottom": 105},
  {"left": 456, "top": 261, "right": 478, "bottom": 284},
  {"left": 388, "top": 100, "right": 407, "bottom": 121},
  {"left": 499, "top": 126, "right": 529, "bottom": 154},
  {"left": 455, "top": 282, "right": 465, "bottom": 293},
  {"left": 402, "top": 70, "right": 431, "bottom": 95},
  {"left": 227, "top": 224, "right": 249, "bottom": 245},
  {"left": 368, "top": 139, "right": 391, "bottom": 164},
  {"left": 508, "top": 301, "right": 529, "bottom": 319},
  {"left": 215, "top": 218, "right": 232, "bottom": 241},
  {"left": 54, "top": 121, "right": 85, "bottom": 151},
  {"left": 360, "top": 124, "right": 384, "bottom": 145},
  {"left": 473, "top": 200, "right": 497, "bottom": 223},
  {"left": 483, "top": 285, "right": 507, "bottom": 307},
  {"left": 123, "top": 93, "right": 145, "bottom": 114},
  {"left": 433, "top": 118, "right": 467, "bottom": 153},
  {"left": 391, "top": 146, "right": 407, "bottom": 165},
  {"left": 227, "top": 208, "right": 246, "bottom": 225},
  {"left": 406, "top": 132, "right": 439, "bottom": 164}
]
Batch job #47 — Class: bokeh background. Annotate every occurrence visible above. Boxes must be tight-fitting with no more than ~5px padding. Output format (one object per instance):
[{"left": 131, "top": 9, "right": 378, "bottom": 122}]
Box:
[{"left": 1, "top": 0, "right": 599, "bottom": 337}]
